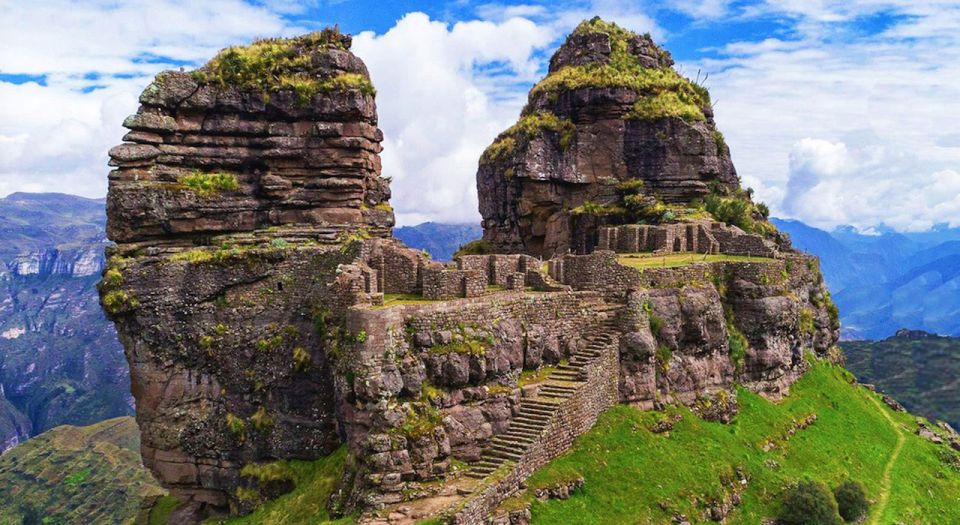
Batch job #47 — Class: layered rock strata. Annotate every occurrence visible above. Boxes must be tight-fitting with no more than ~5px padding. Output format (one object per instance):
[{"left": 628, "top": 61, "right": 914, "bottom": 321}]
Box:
[
  {"left": 107, "top": 29, "right": 392, "bottom": 248},
  {"left": 477, "top": 18, "right": 739, "bottom": 257},
  {"left": 101, "top": 29, "right": 396, "bottom": 518}
]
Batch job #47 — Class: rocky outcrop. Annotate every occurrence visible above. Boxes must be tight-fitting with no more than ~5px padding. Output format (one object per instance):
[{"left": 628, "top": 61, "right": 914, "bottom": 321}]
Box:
[
  {"left": 107, "top": 28, "right": 392, "bottom": 248},
  {"left": 102, "top": 29, "right": 396, "bottom": 518},
  {"left": 478, "top": 18, "right": 738, "bottom": 258},
  {"left": 101, "top": 21, "right": 841, "bottom": 525}
]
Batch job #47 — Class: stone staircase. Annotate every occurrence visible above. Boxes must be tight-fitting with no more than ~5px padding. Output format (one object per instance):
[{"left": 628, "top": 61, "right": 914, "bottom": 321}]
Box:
[{"left": 466, "top": 305, "right": 621, "bottom": 479}]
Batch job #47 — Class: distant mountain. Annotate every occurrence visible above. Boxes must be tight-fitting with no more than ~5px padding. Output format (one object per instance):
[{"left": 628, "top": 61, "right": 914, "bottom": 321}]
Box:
[
  {"left": 0, "top": 417, "right": 162, "bottom": 524},
  {"left": 393, "top": 222, "right": 482, "bottom": 261},
  {"left": 773, "top": 218, "right": 960, "bottom": 339},
  {"left": 0, "top": 193, "right": 130, "bottom": 453},
  {"left": 0, "top": 210, "right": 482, "bottom": 453},
  {"left": 842, "top": 330, "right": 960, "bottom": 429}
]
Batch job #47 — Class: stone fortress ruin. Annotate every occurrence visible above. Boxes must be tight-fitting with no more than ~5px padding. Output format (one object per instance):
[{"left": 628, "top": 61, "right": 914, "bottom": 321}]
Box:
[{"left": 101, "top": 21, "right": 839, "bottom": 525}]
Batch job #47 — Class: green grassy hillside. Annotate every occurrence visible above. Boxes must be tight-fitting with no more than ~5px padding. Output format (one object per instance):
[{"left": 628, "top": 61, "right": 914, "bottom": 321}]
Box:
[
  {"left": 201, "top": 361, "right": 959, "bottom": 524},
  {"left": 514, "top": 361, "right": 960, "bottom": 524},
  {"left": 0, "top": 417, "right": 163, "bottom": 525}
]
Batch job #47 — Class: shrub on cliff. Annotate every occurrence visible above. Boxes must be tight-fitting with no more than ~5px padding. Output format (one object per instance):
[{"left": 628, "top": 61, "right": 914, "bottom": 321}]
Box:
[
  {"left": 778, "top": 480, "right": 842, "bottom": 525},
  {"left": 834, "top": 480, "right": 869, "bottom": 522}
]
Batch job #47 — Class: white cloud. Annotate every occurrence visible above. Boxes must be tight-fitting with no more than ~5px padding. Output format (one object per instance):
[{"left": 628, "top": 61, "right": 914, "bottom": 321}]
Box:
[
  {"left": 352, "top": 12, "right": 555, "bottom": 225},
  {"left": 0, "top": 0, "right": 310, "bottom": 199},
  {"left": 781, "top": 138, "right": 960, "bottom": 231},
  {"left": 3, "top": 0, "right": 959, "bottom": 235},
  {"left": 699, "top": 2, "right": 960, "bottom": 231}
]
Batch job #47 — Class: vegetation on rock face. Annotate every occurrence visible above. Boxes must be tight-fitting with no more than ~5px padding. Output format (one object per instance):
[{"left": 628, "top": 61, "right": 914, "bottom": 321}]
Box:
[
  {"left": 0, "top": 417, "right": 163, "bottom": 525},
  {"left": 704, "top": 187, "right": 776, "bottom": 236},
  {"left": 179, "top": 171, "right": 240, "bottom": 198},
  {"left": 570, "top": 201, "right": 627, "bottom": 217},
  {"left": 454, "top": 239, "right": 496, "bottom": 257},
  {"left": 512, "top": 362, "right": 960, "bottom": 524},
  {"left": 527, "top": 18, "right": 709, "bottom": 122},
  {"left": 480, "top": 111, "right": 576, "bottom": 165},
  {"left": 215, "top": 446, "right": 353, "bottom": 525},
  {"left": 191, "top": 27, "right": 375, "bottom": 100}
]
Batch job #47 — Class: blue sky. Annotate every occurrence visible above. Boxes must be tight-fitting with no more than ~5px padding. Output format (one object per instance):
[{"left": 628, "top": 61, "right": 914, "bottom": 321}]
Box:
[{"left": 1, "top": 0, "right": 959, "bottom": 231}]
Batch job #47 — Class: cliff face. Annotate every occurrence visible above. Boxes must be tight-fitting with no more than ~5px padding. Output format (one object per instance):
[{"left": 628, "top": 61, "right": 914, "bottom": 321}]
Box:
[
  {"left": 107, "top": 30, "right": 392, "bottom": 248},
  {"left": 477, "top": 19, "right": 738, "bottom": 258},
  {"left": 101, "top": 28, "right": 397, "bottom": 517}
]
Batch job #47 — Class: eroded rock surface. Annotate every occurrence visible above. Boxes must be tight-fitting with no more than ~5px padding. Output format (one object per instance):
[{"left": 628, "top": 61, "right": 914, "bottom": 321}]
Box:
[
  {"left": 107, "top": 29, "right": 392, "bottom": 248},
  {"left": 101, "top": 29, "right": 396, "bottom": 517},
  {"left": 478, "top": 19, "right": 738, "bottom": 257}
]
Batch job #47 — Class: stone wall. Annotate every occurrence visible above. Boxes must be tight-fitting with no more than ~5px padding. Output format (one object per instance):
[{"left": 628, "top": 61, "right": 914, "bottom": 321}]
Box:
[
  {"left": 362, "top": 239, "right": 427, "bottom": 295},
  {"left": 548, "top": 251, "right": 641, "bottom": 296},
  {"left": 421, "top": 264, "right": 486, "bottom": 300},
  {"left": 450, "top": 334, "right": 620, "bottom": 524},
  {"left": 596, "top": 223, "right": 719, "bottom": 254},
  {"left": 595, "top": 221, "right": 777, "bottom": 258},
  {"left": 337, "top": 290, "right": 606, "bottom": 510}
]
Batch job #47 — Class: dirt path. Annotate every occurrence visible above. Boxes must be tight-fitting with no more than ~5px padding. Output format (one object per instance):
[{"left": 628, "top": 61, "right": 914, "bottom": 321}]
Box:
[{"left": 866, "top": 394, "right": 906, "bottom": 525}]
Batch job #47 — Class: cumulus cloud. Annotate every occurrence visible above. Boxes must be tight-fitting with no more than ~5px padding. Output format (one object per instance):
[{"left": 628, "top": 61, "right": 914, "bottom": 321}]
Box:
[
  {"left": 699, "top": 2, "right": 960, "bottom": 231},
  {"left": 782, "top": 139, "right": 960, "bottom": 231},
  {"left": 2, "top": 0, "right": 959, "bottom": 234},
  {"left": 352, "top": 13, "right": 556, "bottom": 225},
  {"left": 0, "top": 0, "right": 312, "bottom": 199},
  {"left": 353, "top": 2, "right": 660, "bottom": 225}
]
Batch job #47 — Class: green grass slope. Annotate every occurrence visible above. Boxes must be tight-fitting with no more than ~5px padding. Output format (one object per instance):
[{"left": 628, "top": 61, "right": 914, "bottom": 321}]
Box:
[
  {"left": 0, "top": 417, "right": 163, "bottom": 525},
  {"left": 199, "top": 362, "right": 958, "bottom": 524},
  {"left": 207, "top": 446, "right": 353, "bottom": 525},
  {"left": 515, "top": 362, "right": 960, "bottom": 524}
]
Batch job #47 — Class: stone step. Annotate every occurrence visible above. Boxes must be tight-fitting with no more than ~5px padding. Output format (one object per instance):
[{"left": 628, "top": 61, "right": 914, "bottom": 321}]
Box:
[
  {"left": 517, "top": 408, "right": 556, "bottom": 418},
  {"left": 513, "top": 414, "right": 550, "bottom": 424},
  {"left": 540, "top": 384, "right": 576, "bottom": 391},
  {"left": 507, "top": 420, "right": 545, "bottom": 431},
  {"left": 539, "top": 390, "right": 575, "bottom": 399},
  {"left": 521, "top": 400, "right": 560, "bottom": 409},
  {"left": 520, "top": 408, "right": 555, "bottom": 418},
  {"left": 541, "top": 384, "right": 577, "bottom": 392},
  {"left": 492, "top": 435, "right": 530, "bottom": 446},
  {"left": 487, "top": 448, "right": 523, "bottom": 461},
  {"left": 501, "top": 433, "right": 538, "bottom": 444},
  {"left": 509, "top": 429, "right": 543, "bottom": 439}
]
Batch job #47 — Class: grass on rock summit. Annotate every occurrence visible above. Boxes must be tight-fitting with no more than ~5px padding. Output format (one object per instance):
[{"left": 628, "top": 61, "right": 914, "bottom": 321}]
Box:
[
  {"left": 528, "top": 18, "right": 709, "bottom": 121},
  {"left": 191, "top": 27, "right": 375, "bottom": 102}
]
